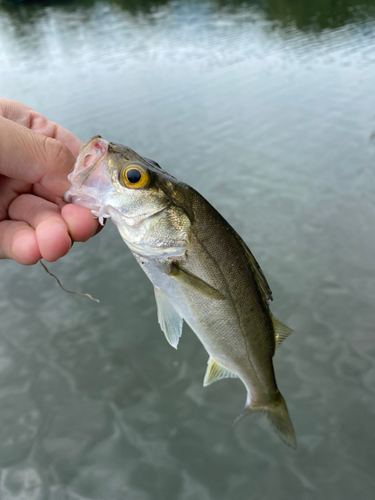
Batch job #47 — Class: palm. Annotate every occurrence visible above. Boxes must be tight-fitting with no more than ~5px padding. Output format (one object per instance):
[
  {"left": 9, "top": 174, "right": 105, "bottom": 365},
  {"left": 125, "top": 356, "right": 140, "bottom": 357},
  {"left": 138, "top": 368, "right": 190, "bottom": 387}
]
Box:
[{"left": 0, "top": 99, "right": 100, "bottom": 264}]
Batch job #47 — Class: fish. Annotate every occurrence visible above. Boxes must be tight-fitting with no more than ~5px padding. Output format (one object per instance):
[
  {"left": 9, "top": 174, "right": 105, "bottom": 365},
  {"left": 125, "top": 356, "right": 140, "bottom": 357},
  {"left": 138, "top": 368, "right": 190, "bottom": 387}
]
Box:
[{"left": 64, "top": 136, "right": 296, "bottom": 448}]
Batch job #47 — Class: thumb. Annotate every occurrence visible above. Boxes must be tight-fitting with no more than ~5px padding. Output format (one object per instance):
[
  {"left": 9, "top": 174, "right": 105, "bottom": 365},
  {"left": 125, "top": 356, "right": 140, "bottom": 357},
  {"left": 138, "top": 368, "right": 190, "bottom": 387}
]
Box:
[{"left": 0, "top": 116, "right": 75, "bottom": 198}]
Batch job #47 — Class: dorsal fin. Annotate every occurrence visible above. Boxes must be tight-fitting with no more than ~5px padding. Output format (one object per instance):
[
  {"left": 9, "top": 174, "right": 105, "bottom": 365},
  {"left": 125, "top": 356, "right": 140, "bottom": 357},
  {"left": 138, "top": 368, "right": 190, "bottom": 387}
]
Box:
[
  {"left": 272, "top": 315, "right": 293, "bottom": 348},
  {"left": 234, "top": 234, "right": 273, "bottom": 301},
  {"left": 203, "top": 358, "right": 237, "bottom": 386}
]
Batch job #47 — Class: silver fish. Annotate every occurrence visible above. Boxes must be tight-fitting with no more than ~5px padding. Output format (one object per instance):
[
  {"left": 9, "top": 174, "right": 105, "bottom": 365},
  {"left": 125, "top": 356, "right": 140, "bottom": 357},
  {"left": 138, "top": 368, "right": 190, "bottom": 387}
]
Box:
[{"left": 64, "top": 136, "right": 296, "bottom": 448}]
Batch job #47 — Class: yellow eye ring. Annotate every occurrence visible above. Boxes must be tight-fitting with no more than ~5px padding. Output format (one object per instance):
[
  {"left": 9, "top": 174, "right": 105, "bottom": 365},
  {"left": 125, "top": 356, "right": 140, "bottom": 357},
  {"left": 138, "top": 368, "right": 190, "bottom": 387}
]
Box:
[{"left": 121, "top": 165, "right": 150, "bottom": 189}]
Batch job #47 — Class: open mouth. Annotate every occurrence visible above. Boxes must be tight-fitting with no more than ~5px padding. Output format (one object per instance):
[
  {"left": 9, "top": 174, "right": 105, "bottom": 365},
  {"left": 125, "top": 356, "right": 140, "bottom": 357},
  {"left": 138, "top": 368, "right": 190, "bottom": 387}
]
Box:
[
  {"left": 64, "top": 136, "right": 112, "bottom": 205},
  {"left": 72, "top": 136, "right": 110, "bottom": 188}
]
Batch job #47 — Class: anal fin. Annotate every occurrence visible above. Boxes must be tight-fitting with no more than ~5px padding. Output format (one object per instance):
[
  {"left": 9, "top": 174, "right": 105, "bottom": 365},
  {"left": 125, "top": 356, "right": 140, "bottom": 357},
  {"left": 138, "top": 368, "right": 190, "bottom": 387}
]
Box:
[
  {"left": 203, "top": 358, "right": 237, "bottom": 386},
  {"left": 154, "top": 287, "right": 183, "bottom": 349}
]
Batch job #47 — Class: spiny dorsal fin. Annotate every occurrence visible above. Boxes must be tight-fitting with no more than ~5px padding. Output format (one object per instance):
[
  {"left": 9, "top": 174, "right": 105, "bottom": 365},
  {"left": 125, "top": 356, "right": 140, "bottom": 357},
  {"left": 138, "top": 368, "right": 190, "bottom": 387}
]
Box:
[
  {"left": 203, "top": 358, "right": 237, "bottom": 386},
  {"left": 234, "top": 235, "right": 273, "bottom": 302},
  {"left": 154, "top": 287, "right": 183, "bottom": 349},
  {"left": 272, "top": 315, "right": 293, "bottom": 349}
]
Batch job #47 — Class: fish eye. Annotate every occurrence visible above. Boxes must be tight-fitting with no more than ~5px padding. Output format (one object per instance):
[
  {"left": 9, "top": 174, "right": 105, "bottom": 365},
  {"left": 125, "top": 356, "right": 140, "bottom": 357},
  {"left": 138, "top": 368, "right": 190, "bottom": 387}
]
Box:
[{"left": 121, "top": 165, "right": 150, "bottom": 189}]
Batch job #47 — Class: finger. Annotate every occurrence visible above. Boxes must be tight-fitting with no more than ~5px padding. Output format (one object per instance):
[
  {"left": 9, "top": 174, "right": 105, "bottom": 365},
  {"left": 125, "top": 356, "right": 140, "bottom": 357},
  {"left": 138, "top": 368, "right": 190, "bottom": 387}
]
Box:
[
  {"left": 8, "top": 194, "right": 71, "bottom": 262},
  {"left": 61, "top": 203, "right": 102, "bottom": 242},
  {"left": 32, "top": 183, "right": 62, "bottom": 206},
  {"left": 0, "top": 220, "right": 41, "bottom": 265},
  {"left": 0, "top": 116, "right": 75, "bottom": 198},
  {"left": 28, "top": 188, "right": 102, "bottom": 241},
  {"left": 0, "top": 99, "right": 83, "bottom": 157},
  {"left": 0, "top": 175, "right": 32, "bottom": 221},
  {"left": 31, "top": 115, "right": 83, "bottom": 158}
]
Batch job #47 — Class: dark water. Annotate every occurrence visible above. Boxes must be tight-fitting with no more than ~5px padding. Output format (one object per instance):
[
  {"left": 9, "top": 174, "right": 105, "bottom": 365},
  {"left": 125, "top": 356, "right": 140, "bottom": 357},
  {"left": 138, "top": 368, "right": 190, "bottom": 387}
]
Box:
[{"left": 1, "top": 0, "right": 375, "bottom": 498}]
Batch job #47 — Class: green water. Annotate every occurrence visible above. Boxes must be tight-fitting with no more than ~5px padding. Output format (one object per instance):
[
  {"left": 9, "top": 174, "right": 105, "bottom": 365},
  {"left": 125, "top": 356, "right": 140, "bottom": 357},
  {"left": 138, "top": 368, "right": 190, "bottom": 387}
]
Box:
[{"left": 0, "top": 0, "right": 375, "bottom": 498}]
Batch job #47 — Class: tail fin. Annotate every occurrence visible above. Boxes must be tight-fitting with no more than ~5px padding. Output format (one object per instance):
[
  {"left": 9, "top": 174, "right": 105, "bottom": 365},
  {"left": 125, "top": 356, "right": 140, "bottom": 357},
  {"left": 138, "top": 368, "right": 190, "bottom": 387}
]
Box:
[{"left": 239, "top": 392, "right": 297, "bottom": 449}]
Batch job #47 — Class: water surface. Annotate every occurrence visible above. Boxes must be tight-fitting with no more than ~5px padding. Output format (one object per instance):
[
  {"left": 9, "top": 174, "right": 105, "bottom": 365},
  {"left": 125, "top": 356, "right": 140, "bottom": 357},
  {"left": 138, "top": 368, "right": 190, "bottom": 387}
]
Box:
[{"left": 0, "top": 1, "right": 375, "bottom": 499}]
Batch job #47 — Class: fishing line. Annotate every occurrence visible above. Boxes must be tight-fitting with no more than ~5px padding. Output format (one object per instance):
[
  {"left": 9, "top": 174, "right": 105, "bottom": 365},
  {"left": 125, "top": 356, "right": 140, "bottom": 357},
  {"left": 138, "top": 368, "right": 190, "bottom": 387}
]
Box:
[{"left": 39, "top": 260, "right": 100, "bottom": 303}]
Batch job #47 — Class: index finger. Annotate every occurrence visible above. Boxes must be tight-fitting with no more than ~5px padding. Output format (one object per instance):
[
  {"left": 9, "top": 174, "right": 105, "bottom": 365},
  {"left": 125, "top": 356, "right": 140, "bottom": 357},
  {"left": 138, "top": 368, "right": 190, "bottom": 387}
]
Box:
[{"left": 0, "top": 98, "right": 83, "bottom": 157}]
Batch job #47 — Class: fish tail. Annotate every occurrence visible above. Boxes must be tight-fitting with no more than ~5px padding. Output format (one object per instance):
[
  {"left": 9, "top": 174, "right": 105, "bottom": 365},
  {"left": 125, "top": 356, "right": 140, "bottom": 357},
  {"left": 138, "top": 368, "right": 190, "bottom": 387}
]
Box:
[
  {"left": 238, "top": 391, "right": 297, "bottom": 449},
  {"left": 262, "top": 392, "right": 297, "bottom": 449}
]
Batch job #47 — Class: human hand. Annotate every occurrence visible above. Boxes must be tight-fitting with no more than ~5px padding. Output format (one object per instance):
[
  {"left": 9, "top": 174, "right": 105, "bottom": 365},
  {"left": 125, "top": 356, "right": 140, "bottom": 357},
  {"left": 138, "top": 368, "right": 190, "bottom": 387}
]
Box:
[{"left": 0, "top": 99, "right": 101, "bottom": 265}]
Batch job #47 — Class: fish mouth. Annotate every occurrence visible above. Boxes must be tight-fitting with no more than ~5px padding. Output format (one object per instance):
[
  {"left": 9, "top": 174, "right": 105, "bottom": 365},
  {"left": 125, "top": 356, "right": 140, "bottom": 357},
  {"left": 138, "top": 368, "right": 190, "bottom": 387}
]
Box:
[
  {"left": 64, "top": 136, "right": 112, "bottom": 208},
  {"left": 76, "top": 136, "right": 109, "bottom": 189}
]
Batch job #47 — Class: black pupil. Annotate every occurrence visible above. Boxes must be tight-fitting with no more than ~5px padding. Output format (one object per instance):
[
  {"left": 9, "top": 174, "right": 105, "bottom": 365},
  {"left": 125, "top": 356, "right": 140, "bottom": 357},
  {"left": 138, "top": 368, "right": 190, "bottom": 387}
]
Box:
[{"left": 126, "top": 168, "right": 142, "bottom": 184}]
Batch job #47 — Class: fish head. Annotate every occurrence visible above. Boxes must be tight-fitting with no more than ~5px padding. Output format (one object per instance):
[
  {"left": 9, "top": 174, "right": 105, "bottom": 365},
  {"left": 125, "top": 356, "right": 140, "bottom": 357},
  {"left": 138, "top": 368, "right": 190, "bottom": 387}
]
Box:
[
  {"left": 64, "top": 136, "right": 191, "bottom": 258},
  {"left": 65, "top": 136, "right": 170, "bottom": 222}
]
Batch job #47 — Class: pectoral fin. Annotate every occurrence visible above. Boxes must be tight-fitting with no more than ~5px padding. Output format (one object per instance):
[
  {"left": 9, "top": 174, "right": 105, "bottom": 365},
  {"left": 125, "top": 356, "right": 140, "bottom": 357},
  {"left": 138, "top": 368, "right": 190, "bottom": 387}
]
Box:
[
  {"left": 154, "top": 287, "right": 183, "bottom": 349},
  {"left": 272, "top": 315, "right": 293, "bottom": 348},
  {"left": 169, "top": 264, "right": 224, "bottom": 301},
  {"left": 203, "top": 358, "right": 237, "bottom": 386}
]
